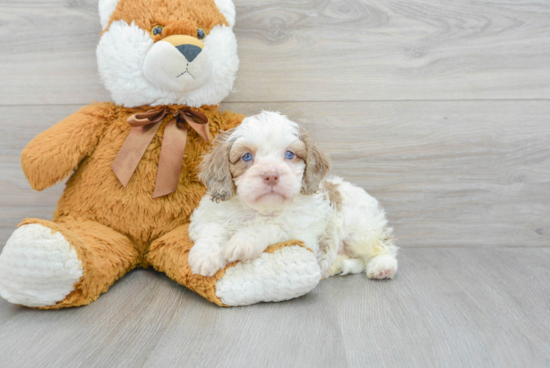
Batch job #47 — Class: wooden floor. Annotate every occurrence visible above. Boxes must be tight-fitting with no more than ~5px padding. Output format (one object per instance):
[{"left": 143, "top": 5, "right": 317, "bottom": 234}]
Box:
[
  {"left": 1, "top": 0, "right": 549, "bottom": 367},
  {"left": 1, "top": 248, "right": 550, "bottom": 367}
]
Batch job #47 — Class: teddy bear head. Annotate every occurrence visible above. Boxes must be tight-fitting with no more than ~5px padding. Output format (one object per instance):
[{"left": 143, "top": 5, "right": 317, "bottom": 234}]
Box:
[{"left": 97, "top": 0, "right": 238, "bottom": 108}]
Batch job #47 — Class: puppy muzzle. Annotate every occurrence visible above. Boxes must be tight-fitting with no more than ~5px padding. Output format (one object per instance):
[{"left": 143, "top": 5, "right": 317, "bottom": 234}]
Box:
[{"left": 143, "top": 35, "right": 212, "bottom": 93}]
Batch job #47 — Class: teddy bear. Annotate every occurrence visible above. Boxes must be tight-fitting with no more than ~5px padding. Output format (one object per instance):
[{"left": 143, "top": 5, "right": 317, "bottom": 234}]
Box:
[{"left": 0, "top": 0, "right": 322, "bottom": 309}]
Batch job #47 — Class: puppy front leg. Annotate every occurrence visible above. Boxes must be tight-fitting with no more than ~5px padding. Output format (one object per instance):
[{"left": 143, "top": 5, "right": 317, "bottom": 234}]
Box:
[
  {"left": 317, "top": 219, "right": 339, "bottom": 276},
  {"left": 318, "top": 239, "right": 338, "bottom": 278},
  {"left": 223, "top": 224, "right": 286, "bottom": 263},
  {"left": 188, "top": 223, "right": 230, "bottom": 277}
]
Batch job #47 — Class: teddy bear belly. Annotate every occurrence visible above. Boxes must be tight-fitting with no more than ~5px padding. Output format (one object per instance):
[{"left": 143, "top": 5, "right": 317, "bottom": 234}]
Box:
[{"left": 52, "top": 149, "right": 205, "bottom": 251}]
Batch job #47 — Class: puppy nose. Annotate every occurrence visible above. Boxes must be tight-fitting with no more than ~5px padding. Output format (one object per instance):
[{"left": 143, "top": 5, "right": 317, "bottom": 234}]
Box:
[
  {"left": 263, "top": 171, "right": 280, "bottom": 186},
  {"left": 175, "top": 44, "right": 202, "bottom": 62}
]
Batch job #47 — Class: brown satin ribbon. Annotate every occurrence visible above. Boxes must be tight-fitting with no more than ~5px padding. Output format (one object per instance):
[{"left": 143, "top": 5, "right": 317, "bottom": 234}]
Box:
[{"left": 112, "top": 107, "right": 211, "bottom": 198}]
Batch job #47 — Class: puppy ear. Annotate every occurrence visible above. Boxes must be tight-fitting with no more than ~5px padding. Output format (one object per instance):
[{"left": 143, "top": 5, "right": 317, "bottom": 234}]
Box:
[
  {"left": 198, "top": 129, "right": 236, "bottom": 202},
  {"left": 299, "top": 127, "right": 332, "bottom": 195}
]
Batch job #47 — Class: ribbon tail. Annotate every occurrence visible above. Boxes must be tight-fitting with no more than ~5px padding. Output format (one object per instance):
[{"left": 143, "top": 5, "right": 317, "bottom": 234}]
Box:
[
  {"left": 112, "top": 122, "right": 162, "bottom": 187},
  {"left": 153, "top": 118, "right": 188, "bottom": 198},
  {"left": 182, "top": 113, "right": 211, "bottom": 143}
]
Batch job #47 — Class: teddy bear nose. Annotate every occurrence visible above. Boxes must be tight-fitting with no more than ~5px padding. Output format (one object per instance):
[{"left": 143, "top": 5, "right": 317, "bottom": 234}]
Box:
[
  {"left": 263, "top": 171, "right": 280, "bottom": 186},
  {"left": 175, "top": 44, "right": 202, "bottom": 62}
]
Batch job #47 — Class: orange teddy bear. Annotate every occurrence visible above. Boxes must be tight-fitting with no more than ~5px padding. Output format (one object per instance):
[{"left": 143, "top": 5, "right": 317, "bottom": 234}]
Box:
[{"left": 0, "top": 0, "right": 321, "bottom": 308}]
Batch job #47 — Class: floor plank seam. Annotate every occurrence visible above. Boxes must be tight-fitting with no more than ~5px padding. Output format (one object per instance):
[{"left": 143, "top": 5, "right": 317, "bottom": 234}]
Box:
[{"left": 2, "top": 99, "right": 550, "bottom": 107}]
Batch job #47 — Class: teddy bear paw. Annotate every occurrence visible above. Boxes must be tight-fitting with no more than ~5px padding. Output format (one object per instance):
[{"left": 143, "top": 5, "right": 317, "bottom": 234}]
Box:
[{"left": 0, "top": 224, "right": 83, "bottom": 307}]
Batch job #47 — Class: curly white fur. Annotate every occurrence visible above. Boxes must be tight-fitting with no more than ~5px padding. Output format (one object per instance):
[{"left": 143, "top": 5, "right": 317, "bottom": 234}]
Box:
[{"left": 189, "top": 111, "right": 398, "bottom": 279}]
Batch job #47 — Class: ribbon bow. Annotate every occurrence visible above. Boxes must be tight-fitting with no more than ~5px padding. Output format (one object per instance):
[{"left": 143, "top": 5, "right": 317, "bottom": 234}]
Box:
[{"left": 112, "top": 107, "right": 211, "bottom": 198}]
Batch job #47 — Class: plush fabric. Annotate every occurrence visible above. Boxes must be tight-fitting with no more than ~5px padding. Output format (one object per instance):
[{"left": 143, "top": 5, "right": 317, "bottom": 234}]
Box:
[
  {"left": 106, "top": 0, "right": 229, "bottom": 35},
  {"left": 0, "top": 223, "right": 84, "bottom": 308},
  {"left": 0, "top": 0, "right": 322, "bottom": 309},
  {"left": 97, "top": 0, "right": 239, "bottom": 107},
  {"left": 148, "top": 225, "right": 313, "bottom": 306},
  {"left": 5, "top": 104, "right": 318, "bottom": 308},
  {"left": 15, "top": 104, "right": 245, "bottom": 308}
]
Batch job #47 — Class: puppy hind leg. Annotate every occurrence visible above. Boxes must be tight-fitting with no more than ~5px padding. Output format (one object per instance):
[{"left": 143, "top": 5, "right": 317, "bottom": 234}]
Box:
[
  {"left": 341, "top": 258, "right": 365, "bottom": 275},
  {"left": 366, "top": 254, "right": 398, "bottom": 280},
  {"left": 364, "top": 232, "right": 398, "bottom": 279},
  {"left": 344, "top": 227, "right": 398, "bottom": 280},
  {"left": 327, "top": 254, "right": 346, "bottom": 277},
  {"left": 327, "top": 254, "right": 365, "bottom": 277}
]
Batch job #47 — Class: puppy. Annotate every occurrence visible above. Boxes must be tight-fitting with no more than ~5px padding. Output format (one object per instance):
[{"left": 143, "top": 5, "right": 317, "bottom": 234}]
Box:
[{"left": 188, "top": 111, "right": 398, "bottom": 279}]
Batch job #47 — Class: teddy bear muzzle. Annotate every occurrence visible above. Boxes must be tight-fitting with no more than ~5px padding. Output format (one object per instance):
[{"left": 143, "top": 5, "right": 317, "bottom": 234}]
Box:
[{"left": 143, "top": 34, "right": 213, "bottom": 93}]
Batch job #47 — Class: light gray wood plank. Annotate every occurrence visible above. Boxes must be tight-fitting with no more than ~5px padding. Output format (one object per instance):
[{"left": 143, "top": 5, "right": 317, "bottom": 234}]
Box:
[
  {"left": 0, "top": 296, "right": 22, "bottom": 328},
  {"left": 0, "top": 248, "right": 549, "bottom": 368},
  {"left": 0, "top": 270, "right": 186, "bottom": 367},
  {"left": 1, "top": 0, "right": 550, "bottom": 105},
  {"left": 0, "top": 0, "right": 106, "bottom": 105},
  {"left": 2, "top": 101, "right": 548, "bottom": 248}
]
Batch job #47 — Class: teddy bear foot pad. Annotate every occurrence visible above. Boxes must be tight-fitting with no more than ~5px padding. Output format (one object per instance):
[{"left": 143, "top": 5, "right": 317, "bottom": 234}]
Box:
[
  {"left": 0, "top": 224, "right": 84, "bottom": 307},
  {"left": 216, "top": 245, "right": 321, "bottom": 306}
]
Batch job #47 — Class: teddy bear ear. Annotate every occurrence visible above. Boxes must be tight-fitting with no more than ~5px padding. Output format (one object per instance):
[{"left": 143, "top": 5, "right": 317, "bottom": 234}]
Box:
[
  {"left": 214, "top": 0, "right": 236, "bottom": 27},
  {"left": 99, "top": 0, "right": 121, "bottom": 31}
]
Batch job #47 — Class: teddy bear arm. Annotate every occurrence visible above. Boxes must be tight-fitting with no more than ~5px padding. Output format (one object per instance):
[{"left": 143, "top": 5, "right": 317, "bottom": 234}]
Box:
[{"left": 21, "top": 104, "right": 112, "bottom": 191}]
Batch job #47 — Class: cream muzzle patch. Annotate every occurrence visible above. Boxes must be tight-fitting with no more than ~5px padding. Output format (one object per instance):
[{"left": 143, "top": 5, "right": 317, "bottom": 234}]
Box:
[{"left": 143, "top": 35, "right": 212, "bottom": 93}]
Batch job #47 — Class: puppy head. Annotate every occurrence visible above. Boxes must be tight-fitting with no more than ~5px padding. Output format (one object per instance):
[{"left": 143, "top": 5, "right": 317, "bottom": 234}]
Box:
[{"left": 199, "top": 111, "right": 331, "bottom": 212}]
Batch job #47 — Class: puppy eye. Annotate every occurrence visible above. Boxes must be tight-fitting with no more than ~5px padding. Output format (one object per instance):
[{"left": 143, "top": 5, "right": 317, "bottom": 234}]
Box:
[
  {"left": 285, "top": 151, "right": 295, "bottom": 160},
  {"left": 152, "top": 26, "right": 164, "bottom": 36},
  {"left": 242, "top": 153, "right": 253, "bottom": 162},
  {"left": 197, "top": 28, "right": 206, "bottom": 40}
]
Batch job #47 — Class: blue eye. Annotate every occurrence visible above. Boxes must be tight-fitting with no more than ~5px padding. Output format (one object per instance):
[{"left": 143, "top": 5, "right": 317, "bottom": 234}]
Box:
[
  {"left": 285, "top": 151, "right": 295, "bottom": 159},
  {"left": 242, "top": 153, "right": 253, "bottom": 162}
]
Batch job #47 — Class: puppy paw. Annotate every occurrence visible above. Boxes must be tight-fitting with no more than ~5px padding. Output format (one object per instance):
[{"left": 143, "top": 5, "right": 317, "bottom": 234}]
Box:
[
  {"left": 327, "top": 264, "right": 341, "bottom": 277},
  {"left": 318, "top": 256, "right": 333, "bottom": 276},
  {"left": 223, "top": 233, "right": 263, "bottom": 263},
  {"left": 188, "top": 245, "right": 227, "bottom": 277},
  {"left": 366, "top": 255, "right": 398, "bottom": 280}
]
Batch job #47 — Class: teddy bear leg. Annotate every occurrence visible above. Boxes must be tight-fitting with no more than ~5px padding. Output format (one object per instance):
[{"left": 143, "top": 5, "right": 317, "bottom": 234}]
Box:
[
  {"left": 147, "top": 224, "right": 321, "bottom": 306},
  {"left": 0, "top": 218, "right": 139, "bottom": 309}
]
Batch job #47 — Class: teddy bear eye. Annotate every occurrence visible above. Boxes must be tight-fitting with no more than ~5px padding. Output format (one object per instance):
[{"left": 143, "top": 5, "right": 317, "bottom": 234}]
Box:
[
  {"left": 285, "top": 151, "right": 295, "bottom": 160},
  {"left": 152, "top": 26, "right": 164, "bottom": 36},
  {"left": 197, "top": 28, "right": 206, "bottom": 40},
  {"left": 242, "top": 153, "right": 253, "bottom": 162}
]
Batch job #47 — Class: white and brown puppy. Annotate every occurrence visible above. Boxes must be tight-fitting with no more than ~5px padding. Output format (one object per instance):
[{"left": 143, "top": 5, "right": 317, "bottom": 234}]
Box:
[{"left": 188, "top": 111, "right": 398, "bottom": 279}]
